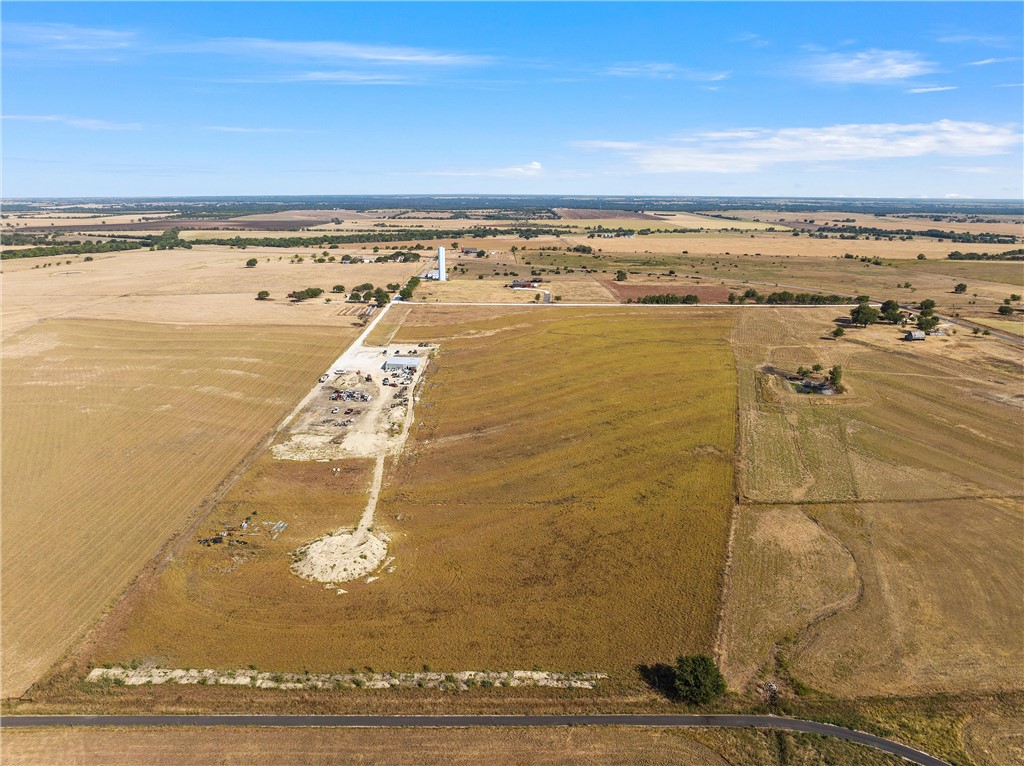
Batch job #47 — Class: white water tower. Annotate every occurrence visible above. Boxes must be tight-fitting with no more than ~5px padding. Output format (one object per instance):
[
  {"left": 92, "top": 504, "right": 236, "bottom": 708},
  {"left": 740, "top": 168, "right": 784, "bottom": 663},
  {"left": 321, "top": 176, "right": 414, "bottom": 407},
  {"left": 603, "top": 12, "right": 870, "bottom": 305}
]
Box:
[{"left": 437, "top": 246, "right": 447, "bottom": 281}]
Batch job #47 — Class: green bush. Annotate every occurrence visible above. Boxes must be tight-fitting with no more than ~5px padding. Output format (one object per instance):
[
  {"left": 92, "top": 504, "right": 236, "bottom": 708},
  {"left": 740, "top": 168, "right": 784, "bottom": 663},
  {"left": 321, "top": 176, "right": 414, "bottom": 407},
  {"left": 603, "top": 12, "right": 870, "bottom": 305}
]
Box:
[{"left": 674, "top": 655, "right": 726, "bottom": 705}]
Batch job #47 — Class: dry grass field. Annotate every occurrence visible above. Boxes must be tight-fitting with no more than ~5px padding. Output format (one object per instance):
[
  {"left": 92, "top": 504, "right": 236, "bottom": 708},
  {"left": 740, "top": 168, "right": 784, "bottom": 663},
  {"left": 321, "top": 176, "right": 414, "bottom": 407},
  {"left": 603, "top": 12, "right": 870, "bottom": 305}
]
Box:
[
  {"left": 0, "top": 725, "right": 910, "bottom": 766},
  {"left": 90, "top": 307, "right": 735, "bottom": 677},
  {"left": 720, "top": 308, "right": 1023, "bottom": 698},
  {"left": 1, "top": 320, "right": 357, "bottom": 697},
  {"left": 559, "top": 231, "right": 1021, "bottom": 260},
  {"left": 718, "top": 210, "right": 1024, "bottom": 237},
  {"left": 520, "top": 248, "right": 1023, "bottom": 312},
  {"left": 1, "top": 245, "right": 421, "bottom": 336}
]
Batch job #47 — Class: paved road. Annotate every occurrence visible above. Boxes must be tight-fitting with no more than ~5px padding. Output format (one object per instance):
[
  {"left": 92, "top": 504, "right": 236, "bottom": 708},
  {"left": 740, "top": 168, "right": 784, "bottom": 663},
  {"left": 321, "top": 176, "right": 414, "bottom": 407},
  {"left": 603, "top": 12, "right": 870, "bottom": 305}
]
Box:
[{"left": 0, "top": 714, "right": 950, "bottom": 765}]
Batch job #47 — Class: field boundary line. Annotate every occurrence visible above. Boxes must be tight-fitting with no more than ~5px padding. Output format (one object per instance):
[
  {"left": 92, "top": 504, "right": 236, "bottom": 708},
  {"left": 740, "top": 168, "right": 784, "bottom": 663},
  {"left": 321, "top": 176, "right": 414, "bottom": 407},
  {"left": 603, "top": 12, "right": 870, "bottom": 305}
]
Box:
[{"left": 0, "top": 714, "right": 952, "bottom": 765}]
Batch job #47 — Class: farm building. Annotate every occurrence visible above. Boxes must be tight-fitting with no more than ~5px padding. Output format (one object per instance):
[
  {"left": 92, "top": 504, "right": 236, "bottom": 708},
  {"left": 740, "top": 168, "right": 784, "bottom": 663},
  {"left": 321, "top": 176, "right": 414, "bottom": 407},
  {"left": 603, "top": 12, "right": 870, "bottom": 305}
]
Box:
[
  {"left": 425, "top": 269, "right": 441, "bottom": 280},
  {"left": 905, "top": 330, "right": 926, "bottom": 341},
  {"left": 382, "top": 357, "right": 421, "bottom": 372}
]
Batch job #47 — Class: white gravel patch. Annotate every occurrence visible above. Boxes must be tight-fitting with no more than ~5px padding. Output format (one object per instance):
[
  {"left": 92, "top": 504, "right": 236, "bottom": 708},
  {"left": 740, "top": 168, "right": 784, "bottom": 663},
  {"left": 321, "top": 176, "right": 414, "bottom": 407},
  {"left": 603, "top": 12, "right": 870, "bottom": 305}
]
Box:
[{"left": 87, "top": 666, "right": 607, "bottom": 691}]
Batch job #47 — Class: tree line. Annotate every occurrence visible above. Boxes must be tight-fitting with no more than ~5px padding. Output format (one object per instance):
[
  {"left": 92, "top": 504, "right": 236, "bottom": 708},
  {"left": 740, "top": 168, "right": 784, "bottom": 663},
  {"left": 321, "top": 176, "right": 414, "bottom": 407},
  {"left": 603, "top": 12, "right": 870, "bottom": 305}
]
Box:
[
  {"left": 816, "top": 225, "right": 1018, "bottom": 244},
  {"left": 190, "top": 225, "right": 568, "bottom": 249},
  {"left": 728, "top": 288, "right": 850, "bottom": 305},
  {"left": 947, "top": 249, "right": 1024, "bottom": 261}
]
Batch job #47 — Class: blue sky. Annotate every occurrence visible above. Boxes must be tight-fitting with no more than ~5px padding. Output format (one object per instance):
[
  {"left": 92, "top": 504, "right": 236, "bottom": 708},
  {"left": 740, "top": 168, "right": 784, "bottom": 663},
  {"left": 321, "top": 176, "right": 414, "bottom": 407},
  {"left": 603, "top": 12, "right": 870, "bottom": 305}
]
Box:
[{"left": 2, "top": 2, "right": 1022, "bottom": 198}]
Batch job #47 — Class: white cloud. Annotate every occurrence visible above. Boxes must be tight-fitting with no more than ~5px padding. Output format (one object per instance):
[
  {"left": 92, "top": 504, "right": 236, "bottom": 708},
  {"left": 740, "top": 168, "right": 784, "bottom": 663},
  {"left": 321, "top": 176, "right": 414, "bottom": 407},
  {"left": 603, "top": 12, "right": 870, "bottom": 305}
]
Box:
[
  {"left": 906, "top": 86, "right": 958, "bottom": 94},
  {"left": 1, "top": 114, "right": 141, "bottom": 131},
  {"left": 191, "top": 37, "right": 489, "bottom": 66},
  {"left": 806, "top": 49, "right": 938, "bottom": 83},
  {"left": 603, "top": 63, "right": 729, "bottom": 81},
  {"left": 939, "top": 166, "right": 998, "bottom": 174},
  {"left": 968, "top": 57, "right": 1020, "bottom": 66},
  {"left": 3, "top": 22, "right": 135, "bottom": 51},
  {"left": 937, "top": 34, "right": 1006, "bottom": 46},
  {"left": 574, "top": 120, "right": 1022, "bottom": 174},
  {"left": 426, "top": 161, "right": 544, "bottom": 178}
]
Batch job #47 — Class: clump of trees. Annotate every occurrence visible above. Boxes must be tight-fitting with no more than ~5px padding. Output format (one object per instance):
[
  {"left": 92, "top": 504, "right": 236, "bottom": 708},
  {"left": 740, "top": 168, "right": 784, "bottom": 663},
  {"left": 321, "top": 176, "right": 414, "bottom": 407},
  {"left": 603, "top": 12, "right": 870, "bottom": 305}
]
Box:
[
  {"left": 398, "top": 276, "right": 421, "bottom": 301},
  {"left": 630, "top": 293, "right": 700, "bottom": 304},
  {"left": 287, "top": 287, "right": 324, "bottom": 302},
  {"left": 849, "top": 302, "right": 880, "bottom": 326},
  {"left": 615, "top": 270, "right": 628, "bottom": 281}
]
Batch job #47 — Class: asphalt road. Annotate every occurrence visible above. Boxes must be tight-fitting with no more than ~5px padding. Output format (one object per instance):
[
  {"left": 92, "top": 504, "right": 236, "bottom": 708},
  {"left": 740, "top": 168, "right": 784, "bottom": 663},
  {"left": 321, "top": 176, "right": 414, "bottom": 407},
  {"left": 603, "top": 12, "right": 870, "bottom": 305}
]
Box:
[{"left": 0, "top": 714, "right": 951, "bottom": 765}]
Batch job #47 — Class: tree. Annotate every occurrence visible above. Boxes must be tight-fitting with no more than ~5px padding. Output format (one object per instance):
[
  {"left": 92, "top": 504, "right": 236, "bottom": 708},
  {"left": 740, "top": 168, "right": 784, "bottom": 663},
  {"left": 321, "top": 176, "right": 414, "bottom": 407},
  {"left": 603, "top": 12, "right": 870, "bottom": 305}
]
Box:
[
  {"left": 797, "top": 366, "right": 812, "bottom": 379},
  {"left": 674, "top": 655, "right": 727, "bottom": 705},
  {"left": 832, "top": 327, "right": 845, "bottom": 339},
  {"left": 615, "top": 270, "right": 628, "bottom": 281},
  {"left": 917, "top": 253, "right": 926, "bottom": 260},
  {"left": 373, "top": 287, "right": 390, "bottom": 306},
  {"left": 332, "top": 285, "right": 345, "bottom": 293},
  {"left": 879, "top": 299, "right": 901, "bottom": 323},
  {"left": 919, "top": 299, "right": 936, "bottom": 313},
  {"left": 245, "top": 258, "right": 258, "bottom": 268},
  {"left": 954, "top": 283, "right": 967, "bottom": 294},
  {"left": 998, "top": 304, "right": 1015, "bottom": 316},
  {"left": 828, "top": 365, "right": 843, "bottom": 389},
  {"left": 812, "top": 363, "right": 823, "bottom": 373},
  {"left": 849, "top": 303, "right": 880, "bottom": 326},
  {"left": 1011, "top": 294, "right": 1022, "bottom": 302},
  {"left": 917, "top": 315, "right": 940, "bottom": 332},
  {"left": 256, "top": 290, "right": 270, "bottom": 301}
]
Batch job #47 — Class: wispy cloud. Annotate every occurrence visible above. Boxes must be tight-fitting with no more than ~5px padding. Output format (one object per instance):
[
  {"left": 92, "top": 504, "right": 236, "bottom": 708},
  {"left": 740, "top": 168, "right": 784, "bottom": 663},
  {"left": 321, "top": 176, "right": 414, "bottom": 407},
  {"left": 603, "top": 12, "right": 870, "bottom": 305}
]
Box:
[
  {"left": 188, "top": 37, "right": 490, "bottom": 66},
  {"left": 734, "top": 32, "right": 770, "bottom": 48},
  {"left": 3, "top": 22, "right": 135, "bottom": 51},
  {"left": 937, "top": 33, "right": 1007, "bottom": 46},
  {"left": 2, "top": 114, "right": 141, "bottom": 131},
  {"left": 424, "top": 161, "right": 544, "bottom": 178},
  {"left": 805, "top": 49, "right": 938, "bottom": 83},
  {"left": 995, "top": 82, "right": 1024, "bottom": 88},
  {"left": 906, "top": 86, "right": 958, "bottom": 94},
  {"left": 574, "top": 120, "right": 1021, "bottom": 174},
  {"left": 603, "top": 62, "right": 729, "bottom": 81},
  {"left": 939, "top": 165, "right": 998, "bottom": 174},
  {"left": 967, "top": 57, "right": 1021, "bottom": 66}
]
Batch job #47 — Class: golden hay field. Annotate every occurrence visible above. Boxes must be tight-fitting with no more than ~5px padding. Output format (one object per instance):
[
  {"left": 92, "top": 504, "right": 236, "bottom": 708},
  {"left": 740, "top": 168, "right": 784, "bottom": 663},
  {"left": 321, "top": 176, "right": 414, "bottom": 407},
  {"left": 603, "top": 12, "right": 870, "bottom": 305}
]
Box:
[
  {"left": 0, "top": 725, "right": 911, "bottom": 766},
  {"left": 1, "top": 320, "right": 357, "bottom": 697},
  {"left": 92, "top": 307, "right": 736, "bottom": 676},
  {"left": 720, "top": 308, "right": 1024, "bottom": 698}
]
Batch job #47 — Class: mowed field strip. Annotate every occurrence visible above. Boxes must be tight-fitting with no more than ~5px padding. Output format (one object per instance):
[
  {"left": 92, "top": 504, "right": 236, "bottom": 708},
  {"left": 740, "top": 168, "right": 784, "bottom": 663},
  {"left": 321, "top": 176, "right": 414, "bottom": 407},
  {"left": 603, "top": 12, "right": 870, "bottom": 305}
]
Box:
[
  {"left": 1, "top": 320, "right": 359, "bottom": 697},
  {"left": 91, "top": 307, "right": 736, "bottom": 676}
]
